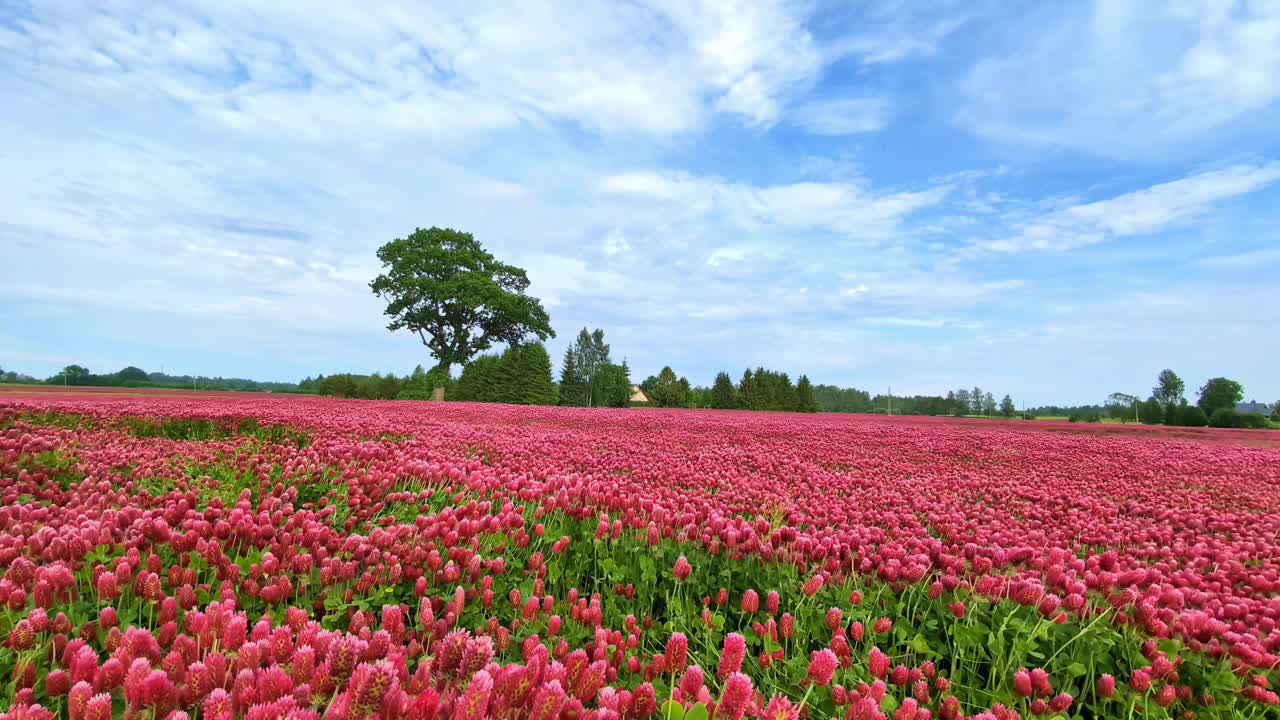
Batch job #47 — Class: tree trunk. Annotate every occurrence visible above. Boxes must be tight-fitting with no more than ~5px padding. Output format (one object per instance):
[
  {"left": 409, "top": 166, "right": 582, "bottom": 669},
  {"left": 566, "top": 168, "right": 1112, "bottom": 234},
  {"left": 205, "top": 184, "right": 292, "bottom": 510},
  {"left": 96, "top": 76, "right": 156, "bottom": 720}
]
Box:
[{"left": 433, "top": 361, "right": 451, "bottom": 401}]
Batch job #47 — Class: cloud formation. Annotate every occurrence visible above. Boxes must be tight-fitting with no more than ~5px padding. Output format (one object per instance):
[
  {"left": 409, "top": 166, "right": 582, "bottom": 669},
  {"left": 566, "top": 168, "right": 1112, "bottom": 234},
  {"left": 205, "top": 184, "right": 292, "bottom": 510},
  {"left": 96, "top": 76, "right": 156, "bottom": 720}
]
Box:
[{"left": 2, "top": 0, "right": 1279, "bottom": 404}]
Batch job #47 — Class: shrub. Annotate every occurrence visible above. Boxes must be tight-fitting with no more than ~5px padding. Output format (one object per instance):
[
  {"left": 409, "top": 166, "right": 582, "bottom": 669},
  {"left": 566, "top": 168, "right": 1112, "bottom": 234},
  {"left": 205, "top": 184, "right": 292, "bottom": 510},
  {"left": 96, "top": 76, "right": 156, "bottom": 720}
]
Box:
[
  {"left": 1241, "top": 412, "right": 1270, "bottom": 430},
  {"left": 1175, "top": 405, "right": 1208, "bottom": 427},
  {"left": 1209, "top": 408, "right": 1242, "bottom": 428}
]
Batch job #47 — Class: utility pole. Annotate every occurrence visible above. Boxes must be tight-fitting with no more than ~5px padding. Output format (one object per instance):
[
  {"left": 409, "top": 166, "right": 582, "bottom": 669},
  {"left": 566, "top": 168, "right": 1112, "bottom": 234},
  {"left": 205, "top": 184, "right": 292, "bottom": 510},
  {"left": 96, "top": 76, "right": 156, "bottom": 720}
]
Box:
[{"left": 887, "top": 386, "right": 893, "bottom": 416}]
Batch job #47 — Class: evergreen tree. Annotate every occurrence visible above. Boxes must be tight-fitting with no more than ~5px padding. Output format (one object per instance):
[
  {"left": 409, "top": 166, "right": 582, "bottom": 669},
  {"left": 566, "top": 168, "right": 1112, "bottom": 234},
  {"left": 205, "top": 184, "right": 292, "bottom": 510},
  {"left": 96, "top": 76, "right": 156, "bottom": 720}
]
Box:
[
  {"left": 509, "top": 343, "right": 557, "bottom": 405},
  {"left": 738, "top": 369, "right": 757, "bottom": 410},
  {"left": 710, "top": 371, "right": 737, "bottom": 409},
  {"left": 558, "top": 347, "right": 588, "bottom": 406},
  {"left": 795, "top": 375, "right": 818, "bottom": 412},
  {"left": 455, "top": 354, "right": 503, "bottom": 402},
  {"left": 678, "top": 377, "right": 693, "bottom": 408},
  {"left": 651, "top": 366, "right": 686, "bottom": 408},
  {"left": 597, "top": 361, "right": 633, "bottom": 408}
]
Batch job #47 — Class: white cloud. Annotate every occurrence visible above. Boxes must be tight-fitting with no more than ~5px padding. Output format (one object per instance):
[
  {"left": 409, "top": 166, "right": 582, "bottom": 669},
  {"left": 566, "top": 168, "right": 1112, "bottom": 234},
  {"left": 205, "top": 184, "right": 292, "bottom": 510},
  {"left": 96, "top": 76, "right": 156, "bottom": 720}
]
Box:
[
  {"left": 603, "top": 170, "right": 947, "bottom": 241},
  {"left": 972, "top": 162, "right": 1280, "bottom": 254},
  {"left": 1196, "top": 246, "right": 1280, "bottom": 268},
  {"left": 601, "top": 229, "right": 631, "bottom": 256},
  {"left": 789, "top": 96, "right": 892, "bottom": 135},
  {"left": 3, "top": 1, "right": 827, "bottom": 138},
  {"left": 824, "top": 6, "right": 971, "bottom": 65},
  {"left": 958, "top": 1, "right": 1280, "bottom": 154}
]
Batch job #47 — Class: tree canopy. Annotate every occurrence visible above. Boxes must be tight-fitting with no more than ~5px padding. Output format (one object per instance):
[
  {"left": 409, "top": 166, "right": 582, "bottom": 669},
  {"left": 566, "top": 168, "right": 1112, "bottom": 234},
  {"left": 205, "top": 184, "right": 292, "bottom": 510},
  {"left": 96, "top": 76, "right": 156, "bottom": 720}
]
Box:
[
  {"left": 710, "top": 371, "right": 737, "bottom": 409},
  {"left": 1197, "top": 377, "right": 1244, "bottom": 417},
  {"left": 369, "top": 227, "right": 554, "bottom": 376},
  {"left": 1152, "top": 369, "right": 1184, "bottom": 409},
  {"left": 559, "top": 328, "right": 620, "bottom": 407},
  {"left": 650, "top": 366, "right": 689, "bottom": 408}
]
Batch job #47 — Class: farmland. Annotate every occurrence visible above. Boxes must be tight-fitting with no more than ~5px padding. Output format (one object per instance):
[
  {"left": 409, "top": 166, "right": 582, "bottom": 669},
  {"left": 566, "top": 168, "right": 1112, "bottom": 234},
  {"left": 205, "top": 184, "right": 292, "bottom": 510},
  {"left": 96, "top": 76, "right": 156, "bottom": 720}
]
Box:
[{"left": 1, "top": 391, "right": 1279, "bottom": 719}]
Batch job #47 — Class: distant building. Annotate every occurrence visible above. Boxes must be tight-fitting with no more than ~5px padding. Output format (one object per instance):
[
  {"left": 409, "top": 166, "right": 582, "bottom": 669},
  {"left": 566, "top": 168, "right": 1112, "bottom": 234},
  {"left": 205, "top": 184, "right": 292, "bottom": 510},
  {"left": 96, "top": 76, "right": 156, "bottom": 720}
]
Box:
[
  {"left": 630, "top": 385, "right": 648, "bottom": 403},
  {"left": 1236, "top": 401, "right": 1275, "bottom": 415}
]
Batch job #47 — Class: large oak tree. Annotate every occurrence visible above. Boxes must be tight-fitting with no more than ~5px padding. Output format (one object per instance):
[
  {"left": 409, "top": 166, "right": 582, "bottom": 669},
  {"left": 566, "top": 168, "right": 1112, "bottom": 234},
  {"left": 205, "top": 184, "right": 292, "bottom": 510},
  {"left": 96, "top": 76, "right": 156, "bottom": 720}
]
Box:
[{"left": 370, "top": 227, "right": 554, "bottom": 377}]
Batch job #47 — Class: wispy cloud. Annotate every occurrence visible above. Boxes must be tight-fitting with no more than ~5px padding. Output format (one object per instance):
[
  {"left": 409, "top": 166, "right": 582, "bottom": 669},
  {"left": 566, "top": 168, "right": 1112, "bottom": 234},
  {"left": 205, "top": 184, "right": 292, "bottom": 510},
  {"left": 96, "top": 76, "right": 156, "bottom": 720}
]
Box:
[
  {"left": 602, "top": 170, "right": 948, "bottom": 241},
  {"left": 789, "top": 96, "right": 893, "bottom": 135},
  {"left": 969, "top": 163, "right": 1280, "bottom": 254},
  {"left": 2, "top": 0, "right": 1278, "bottom": 404},
  {"left": 957, "top": 1, "right": 1280, "bottom": 155},
  {"left": 1196, "top": 247, "right": 1280, "bottom": 269}
]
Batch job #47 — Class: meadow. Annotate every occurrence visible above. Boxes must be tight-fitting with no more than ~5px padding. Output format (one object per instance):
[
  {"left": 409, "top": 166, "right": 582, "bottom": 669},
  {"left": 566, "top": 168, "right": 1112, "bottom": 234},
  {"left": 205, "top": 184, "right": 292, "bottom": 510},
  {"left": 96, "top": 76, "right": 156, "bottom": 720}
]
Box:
[{"left": 1, "top": 390, "right": 1278, "bottom": 720}]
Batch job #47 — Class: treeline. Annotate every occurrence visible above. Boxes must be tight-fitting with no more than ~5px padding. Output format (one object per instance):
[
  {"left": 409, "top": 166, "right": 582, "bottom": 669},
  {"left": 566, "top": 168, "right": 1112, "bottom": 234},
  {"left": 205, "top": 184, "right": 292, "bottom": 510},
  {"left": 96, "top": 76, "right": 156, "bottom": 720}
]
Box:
[
  {"left": 35, "top": 364, "right": 304, "bottom": 392},
  {"left": 0, "top": 367, "right": 39, "bottom": 384},
  {"left": 1102, "top": 369, "right": 1276, "bottom": 429},
  {"left": 299, "top": 373, "right": 403, "bottom": 399},
  {"left": 632, "top": 367, "right": 818, "bottom": 412},
  {"left": 557, "top": 329, "right": 632, "bottom": 407},
  {"left": 812, "top": 384, "right": 1022, "bottom": 418},
  {"left": 455, "top": 344, "right": 557, "bottom": 405},
  {"left": 307, "top": 328, "right": 633, "bottom": 408}
]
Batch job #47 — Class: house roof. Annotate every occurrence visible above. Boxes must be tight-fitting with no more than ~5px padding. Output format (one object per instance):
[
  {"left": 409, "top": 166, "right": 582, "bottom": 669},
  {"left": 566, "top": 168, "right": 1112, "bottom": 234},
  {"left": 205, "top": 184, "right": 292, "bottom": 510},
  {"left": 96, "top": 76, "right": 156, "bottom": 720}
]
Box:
[
  {"left": 630, "top": 385, "right": 648, "bottom": 402},
  {"left": 1235, "top": 401, "right": 1274, "bottom": 415}
]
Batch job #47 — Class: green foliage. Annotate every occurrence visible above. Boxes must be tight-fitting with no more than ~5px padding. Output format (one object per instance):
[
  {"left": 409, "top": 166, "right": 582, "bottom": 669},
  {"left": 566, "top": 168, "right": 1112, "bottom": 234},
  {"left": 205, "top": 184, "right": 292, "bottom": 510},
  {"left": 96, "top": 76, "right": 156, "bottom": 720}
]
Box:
[
  {"left": 455, "top": 343, "right": 557, "bottom": 405},
  {"left": 650, "top": 366, "right": 690, "bottom": 408},
  {"left": 353, "top": 372, "right": 404, "bottom": 400},
  {"left": 503, "top": 343, "right": 558, "bottom": 405},
  {"left": 0, "top": 366, "right": 38, "bottom": 384},
  {"left": 795, "top": 375, "right": 818, "bottom": 413},
  {"left": 710, "top": 371, "right": 737, "bottom": 409},
  {"left": 558, "top": 347, "right": 588, "bottom": 407},
  {"left": 369, "top": 227, "right": 554, "bottom": 374},
  {"left": 687, "top": 385, "right": 711, "bottom": 409},
  {"left": 115, "top": 366, "right": 148, "bottom": 383},
  {"left": 1105, "top": 393, "right": 1138, "bottom": 422},
  {"left": 559, "top": 328, "right": 620, "bottom": 407},
  {"left": 454, "top": 354, "right": 504, "bottom": 402},
  {"left": 398, "top": 365, "right": 454, "bottom": 400},
  {"left": 1174, "top": 404, "right": 1209, "bottom": 427},
  {"left": 1153, "top": 369, "right": 1185, "bottom": 415},
  {"left": 1208, "top": 408, "right": 1270, "bottom": 429},
  {"left": 737, "top": 368, "right": 798, "bottom": 411},
  {"left": 999, "top": 394, "right": 1016, "bottom": 418},
  {"left": 638, "top": 374, "right": 658, "bottom": 400},
  {"left": 814, "top": 385, "right": 873, "bottom": 413},
  {"left": 1138, "top": 396, "right": 1164, "bottom": 424},
  {"left": 1197, "top": 377, "right": 1244, "bottom": 417},
  {"left": 597, "top": 362, "right": 633, "bottom": 408},
  {"left": 49, "top": 364, "right": 91, "bottom": 385},
  {"left": 317, "top": 374, "right": 361, "bottom": 398}
]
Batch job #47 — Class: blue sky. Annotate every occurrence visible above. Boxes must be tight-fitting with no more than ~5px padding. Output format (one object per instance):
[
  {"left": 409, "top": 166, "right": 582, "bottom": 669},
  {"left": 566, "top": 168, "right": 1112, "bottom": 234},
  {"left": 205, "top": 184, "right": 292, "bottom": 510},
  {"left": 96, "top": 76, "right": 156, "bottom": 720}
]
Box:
[{"left": 2, "top": 0, "right": 1278, "bottom": 405}]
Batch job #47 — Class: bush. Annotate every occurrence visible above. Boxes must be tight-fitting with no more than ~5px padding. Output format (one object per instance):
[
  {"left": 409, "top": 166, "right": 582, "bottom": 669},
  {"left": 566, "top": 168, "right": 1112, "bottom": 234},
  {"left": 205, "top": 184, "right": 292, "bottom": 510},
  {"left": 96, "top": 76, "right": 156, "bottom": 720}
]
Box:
[
  {"left": 1207, "top": 409, "right": 1270, "bottom": 429},
  {"left": 1243, "top": 413, "right": 1271, "bottom": 429},
  {"left": 398, "top": 365, "right": 454, "bottom": 400},
  {"left": 1209, "top": 408, "right": 1242, "bottom": 428},
  {"left": 1174, "top": 405, "right": 1208, "bottom": 427}
]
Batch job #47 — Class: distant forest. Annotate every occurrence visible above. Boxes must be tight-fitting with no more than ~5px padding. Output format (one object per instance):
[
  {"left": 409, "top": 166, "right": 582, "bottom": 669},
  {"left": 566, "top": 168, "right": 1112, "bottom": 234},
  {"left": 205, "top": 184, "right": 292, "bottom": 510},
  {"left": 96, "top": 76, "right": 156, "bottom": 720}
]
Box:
[{"left": 6, "top": 362, "right": 1271, "bottom": 429}]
